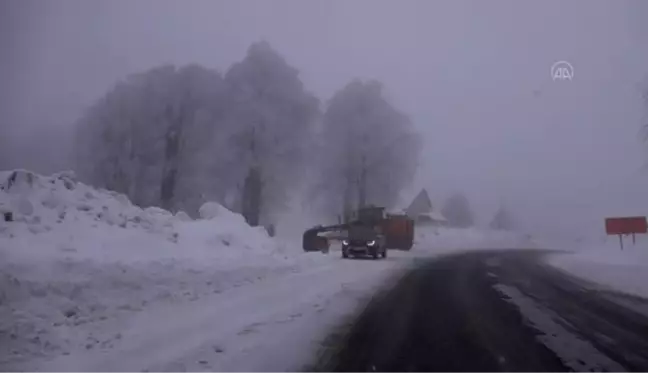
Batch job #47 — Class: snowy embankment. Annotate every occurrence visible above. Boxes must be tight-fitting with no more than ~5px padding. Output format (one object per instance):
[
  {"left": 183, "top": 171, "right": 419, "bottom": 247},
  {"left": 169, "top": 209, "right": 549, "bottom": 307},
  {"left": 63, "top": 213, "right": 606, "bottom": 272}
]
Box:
[
  {"left": 0, "top": 170, "right": 330, "bottom": 370},
  {"left": 546, "top": 235, "right": 648, "bottom": 299},
  {"left": 0, "top": 169, "right": 532, "bottom": 371}
]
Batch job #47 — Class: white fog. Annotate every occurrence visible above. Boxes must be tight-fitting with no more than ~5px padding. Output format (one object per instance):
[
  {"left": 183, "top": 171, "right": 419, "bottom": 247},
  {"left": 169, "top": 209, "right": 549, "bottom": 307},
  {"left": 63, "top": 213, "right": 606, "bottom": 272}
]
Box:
[
  {"left": 6, "top": 2, "right": 648, "bottom": 372},
  {"left": 2, "top": 0, "right": 648, "bottom": 239}
]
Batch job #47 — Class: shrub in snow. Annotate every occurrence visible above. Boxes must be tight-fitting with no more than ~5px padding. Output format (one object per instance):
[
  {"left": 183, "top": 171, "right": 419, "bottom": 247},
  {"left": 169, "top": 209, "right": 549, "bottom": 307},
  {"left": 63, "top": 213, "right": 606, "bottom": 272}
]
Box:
[
  {"left": 175, "top": 211, "right": 192, "bottom": 222},
  {"left": 109, "top": 192, "right": 131, "bottom": 207},
  {"left": 198, "top": 202, "right": 245, "bottom": 225},
  {"left": 1, "top": 169, "right": 37, "bottom": 192},
  {"left": 144, "top": 206, "right": 173, "bottom": 220},
  {"left": 198, "top": 202, "right": 223, "bottom": 220},
  {"left": 52, "top": 170, "right": 77, "bottom": 190},
  {"left": 252, "top": 226, "right": 270, "bottom": 237}
]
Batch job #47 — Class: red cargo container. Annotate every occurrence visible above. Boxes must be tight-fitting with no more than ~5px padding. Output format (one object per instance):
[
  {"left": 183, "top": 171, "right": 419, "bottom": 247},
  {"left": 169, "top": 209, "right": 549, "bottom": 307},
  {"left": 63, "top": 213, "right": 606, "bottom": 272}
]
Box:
[{"left": 383, "top": 214, "right": 414, "bottom": 250}]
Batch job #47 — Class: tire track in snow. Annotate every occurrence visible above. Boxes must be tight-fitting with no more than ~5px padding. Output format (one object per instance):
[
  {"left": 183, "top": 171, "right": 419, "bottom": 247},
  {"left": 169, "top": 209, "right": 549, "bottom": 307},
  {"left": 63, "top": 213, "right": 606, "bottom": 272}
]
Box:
[{"left": 41, "top": 253, "right": 412, "bottom": 371}]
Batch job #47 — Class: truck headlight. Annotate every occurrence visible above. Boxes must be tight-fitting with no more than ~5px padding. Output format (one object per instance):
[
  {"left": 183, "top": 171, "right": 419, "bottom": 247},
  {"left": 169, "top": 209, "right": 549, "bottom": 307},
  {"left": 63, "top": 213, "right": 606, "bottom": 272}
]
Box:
[
  {"left": 342, "top": 240, "right": 349, "bottom": 246},
  {"left": 367, "top": 240, "right": 376, "bottom": 246}
]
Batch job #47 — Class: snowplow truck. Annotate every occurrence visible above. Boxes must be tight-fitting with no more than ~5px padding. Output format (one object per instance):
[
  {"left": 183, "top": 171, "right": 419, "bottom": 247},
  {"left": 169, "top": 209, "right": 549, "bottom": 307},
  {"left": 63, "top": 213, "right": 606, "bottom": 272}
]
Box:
[{"left": 302, "top": 206, "right": 414, "bottom": 252}]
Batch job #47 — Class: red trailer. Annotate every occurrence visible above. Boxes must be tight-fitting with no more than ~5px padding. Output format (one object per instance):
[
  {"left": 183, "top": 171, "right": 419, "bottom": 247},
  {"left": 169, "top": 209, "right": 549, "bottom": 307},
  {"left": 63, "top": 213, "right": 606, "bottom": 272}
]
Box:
[{"left": 382, "top": 213, "right": 415, "bottom": 250}]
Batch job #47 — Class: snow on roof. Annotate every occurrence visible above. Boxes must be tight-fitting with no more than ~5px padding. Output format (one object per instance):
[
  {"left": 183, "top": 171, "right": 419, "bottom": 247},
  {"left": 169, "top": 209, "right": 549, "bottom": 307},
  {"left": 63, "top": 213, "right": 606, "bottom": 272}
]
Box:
[
  {"left": 421, "top": 210, "right": 448, "bottom": 222},
  {"left": 405, "top": 189, "right": 433, "bottom": 217}
]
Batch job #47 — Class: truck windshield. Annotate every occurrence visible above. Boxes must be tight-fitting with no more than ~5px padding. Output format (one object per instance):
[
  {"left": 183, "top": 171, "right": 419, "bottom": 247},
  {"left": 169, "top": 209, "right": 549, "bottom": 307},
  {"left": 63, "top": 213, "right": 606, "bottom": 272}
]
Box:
[{"left": 348, "top": 225, "right": 377, "bottom": 240}]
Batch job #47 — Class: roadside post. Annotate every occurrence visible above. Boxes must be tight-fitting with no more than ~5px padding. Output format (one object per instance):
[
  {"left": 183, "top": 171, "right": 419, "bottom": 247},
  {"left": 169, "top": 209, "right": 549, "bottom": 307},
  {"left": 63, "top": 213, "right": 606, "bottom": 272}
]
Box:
[{"left": 604, "top": 216, "right": 647, "bottom": 250}]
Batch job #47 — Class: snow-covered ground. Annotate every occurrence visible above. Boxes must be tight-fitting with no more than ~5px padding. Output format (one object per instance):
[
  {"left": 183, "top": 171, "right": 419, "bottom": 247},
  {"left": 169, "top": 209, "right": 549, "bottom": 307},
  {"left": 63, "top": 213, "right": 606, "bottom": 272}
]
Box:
[
  {"left": 0, "top": 169, "right": 532, "bottom": 371},
  {"left": 547, "top": 234, "right": 648, "bottom": 299},
  {"left": 416, "top": 226, "right": 536, "bottom": 252}
]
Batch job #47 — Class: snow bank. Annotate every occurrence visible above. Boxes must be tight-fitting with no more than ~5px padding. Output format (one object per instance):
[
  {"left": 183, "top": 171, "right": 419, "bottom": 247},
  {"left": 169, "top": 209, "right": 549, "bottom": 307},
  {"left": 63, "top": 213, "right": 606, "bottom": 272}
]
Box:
[
  {"left": 0, "top": 169, "right": 318, "bottom": 369},
  {"left": 547, "top": 234, "right": 648, "bottom": 299}
]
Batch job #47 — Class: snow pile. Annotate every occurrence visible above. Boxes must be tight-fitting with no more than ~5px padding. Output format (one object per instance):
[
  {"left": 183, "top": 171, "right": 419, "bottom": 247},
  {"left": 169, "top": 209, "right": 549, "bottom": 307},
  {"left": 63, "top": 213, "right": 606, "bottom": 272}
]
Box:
[
  {"left": 547, "top": 234, "right": 648, "bottom": 299},
  {"left": 0, "top": 169, "right": 177, "bottom": 246},
  {"left": 414, "top": 226, "right": 535, "bottom": 253},
  {"left": 0, "top": 169, "right": 312, "bottom": 369}
]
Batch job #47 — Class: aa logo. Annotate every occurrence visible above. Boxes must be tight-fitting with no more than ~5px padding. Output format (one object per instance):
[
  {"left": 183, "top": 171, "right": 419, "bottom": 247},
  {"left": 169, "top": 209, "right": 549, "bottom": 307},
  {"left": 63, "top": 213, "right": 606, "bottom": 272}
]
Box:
[{"left": 551, "top": 61, "right": 574, "bottom": 81}]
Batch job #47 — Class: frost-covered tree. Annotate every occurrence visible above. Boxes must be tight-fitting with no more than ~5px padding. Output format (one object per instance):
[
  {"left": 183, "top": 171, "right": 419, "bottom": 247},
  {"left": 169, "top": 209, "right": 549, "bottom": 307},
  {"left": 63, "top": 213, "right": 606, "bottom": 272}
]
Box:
[
  {"left": 441, "top": 192, "right": 475, "bottom": 228},
  {"left": 74, "top": 64, "right": 230, "bottom": 214},
  {"left": 642, "top": 80, "right": 648, "bottom": 145},
  {"left": 224, "top": 41, "right": 320, "bottom": 226},
  {"left": 490, "top": 206, "right": 515, "bottom": 230},
  {"left": 311, "top": 79, "right": 421, "bottom": 220},
  {"left": 0, "top": 126, "right": 11, "bottom": 170},
  {"left": 0, "top": 86, "right": 13, "bottom": 170}
]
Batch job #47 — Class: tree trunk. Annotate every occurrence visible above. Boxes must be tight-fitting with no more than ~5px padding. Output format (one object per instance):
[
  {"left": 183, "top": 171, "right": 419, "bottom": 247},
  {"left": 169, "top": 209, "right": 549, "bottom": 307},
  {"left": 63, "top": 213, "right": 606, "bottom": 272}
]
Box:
[
  {"left": 242, "top": 166, "right": 262, "bottom": 226},
  {"left": 240, "top": 126, "right": 265, "bottom": 227},
  {"left": 160, "top": 106, "right": 184, "bottom": 211},
  {"left": 160, "top": 130, "right": 180, "bottom": 211}
]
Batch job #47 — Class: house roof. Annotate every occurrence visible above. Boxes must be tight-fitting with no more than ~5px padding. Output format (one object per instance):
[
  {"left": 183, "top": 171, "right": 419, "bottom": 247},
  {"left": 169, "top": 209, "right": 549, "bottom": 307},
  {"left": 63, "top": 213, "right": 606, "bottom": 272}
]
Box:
[
  {"left": 405, "top": 189, "right": 433, "bottom": 217},
  {"left": 419, "top": 210, "right": 448, "bottom": 222},
  {"left": 405, "top": 188, "right": 449, "bottom": 222}
]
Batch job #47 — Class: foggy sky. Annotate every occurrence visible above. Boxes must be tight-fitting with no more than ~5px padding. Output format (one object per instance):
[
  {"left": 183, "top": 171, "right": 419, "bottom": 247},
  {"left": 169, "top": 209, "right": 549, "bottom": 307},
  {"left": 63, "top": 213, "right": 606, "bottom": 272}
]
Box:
[{"left": 2, "top": 0, "right": 648, "bottom": 240}]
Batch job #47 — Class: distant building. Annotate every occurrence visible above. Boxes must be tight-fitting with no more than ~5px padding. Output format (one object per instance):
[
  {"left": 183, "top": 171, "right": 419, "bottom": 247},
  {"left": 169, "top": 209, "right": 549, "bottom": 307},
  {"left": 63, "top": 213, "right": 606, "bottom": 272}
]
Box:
[{"left": 405, "top": 189, "right": 448, "bottom": 226}]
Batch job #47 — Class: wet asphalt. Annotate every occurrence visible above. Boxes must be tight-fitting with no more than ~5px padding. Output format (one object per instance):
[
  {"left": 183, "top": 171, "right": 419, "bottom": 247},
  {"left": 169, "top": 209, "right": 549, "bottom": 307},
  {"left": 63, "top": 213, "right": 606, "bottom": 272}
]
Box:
[{"left": 313, "top": 249, "right": 648, "bottom": 372}]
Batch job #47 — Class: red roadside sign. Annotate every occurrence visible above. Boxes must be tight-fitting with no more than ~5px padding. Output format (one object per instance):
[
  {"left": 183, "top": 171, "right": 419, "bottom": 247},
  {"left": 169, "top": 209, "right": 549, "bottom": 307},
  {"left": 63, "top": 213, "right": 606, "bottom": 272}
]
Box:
[{"left": 605, "top": 216, "right": 647, "bottom": 249}]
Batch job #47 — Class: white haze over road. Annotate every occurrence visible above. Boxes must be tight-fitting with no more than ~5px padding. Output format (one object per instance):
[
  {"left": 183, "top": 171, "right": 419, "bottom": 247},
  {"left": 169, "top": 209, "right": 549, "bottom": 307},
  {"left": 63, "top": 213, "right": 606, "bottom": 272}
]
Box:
[{"left": 2, "top": 0, "right": 648, "bottom": 240}]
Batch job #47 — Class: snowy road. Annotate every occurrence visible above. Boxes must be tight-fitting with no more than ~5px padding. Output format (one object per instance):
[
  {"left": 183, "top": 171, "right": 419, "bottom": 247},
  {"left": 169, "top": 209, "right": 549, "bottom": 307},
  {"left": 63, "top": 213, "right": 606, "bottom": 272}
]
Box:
[
  {"left": 32, "top": 251, "right": 414, "bottom": 372},
  {"left": 319, "top": 249, "right": 648, "bottom": 372},
  {"left": 13, "top": 170, "right": 648, "bottom": 371}
]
